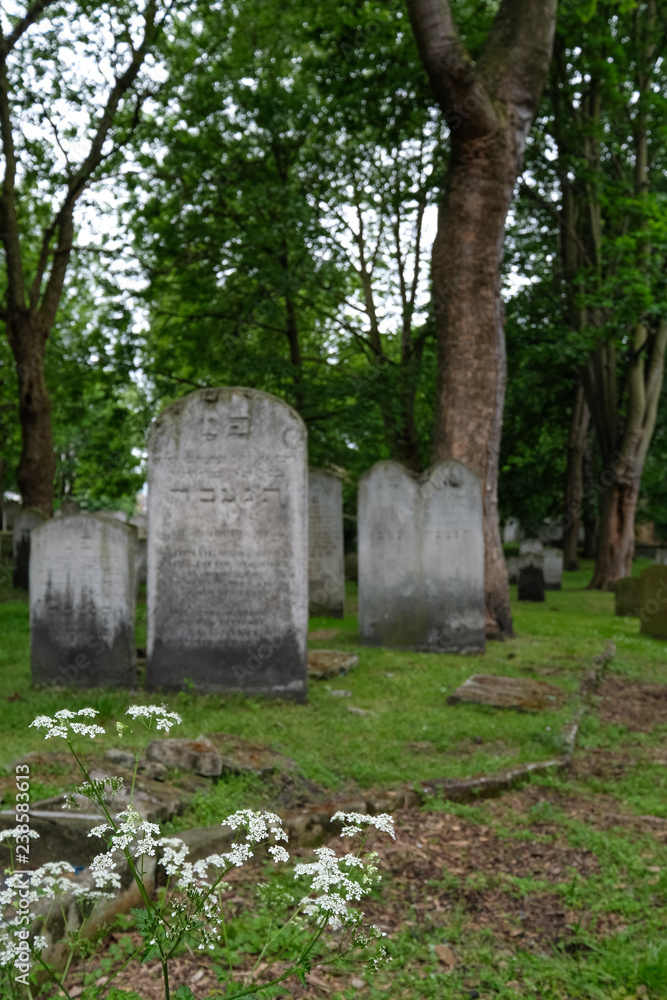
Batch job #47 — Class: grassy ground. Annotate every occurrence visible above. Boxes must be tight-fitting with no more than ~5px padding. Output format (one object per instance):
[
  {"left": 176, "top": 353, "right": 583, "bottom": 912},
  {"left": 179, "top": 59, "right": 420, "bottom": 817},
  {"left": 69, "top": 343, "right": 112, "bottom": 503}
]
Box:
[{"left": 1, "top": 558, "right": 666, "bottom": 998}]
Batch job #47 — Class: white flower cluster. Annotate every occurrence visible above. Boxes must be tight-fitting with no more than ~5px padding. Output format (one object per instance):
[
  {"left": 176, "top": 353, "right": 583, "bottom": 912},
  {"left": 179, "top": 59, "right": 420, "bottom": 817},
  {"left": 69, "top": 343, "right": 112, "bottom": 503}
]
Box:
[
  {"left": 332, "top": 811, "right": 396, "bottom": 840},
  {"left": 30, "top": 708, "right": 105, "bottom": 740},
  {"left": 125, "top": 705, "right": 182, "bottom": 731},
  {"left": 294, "top": 847, "right": 370, "bottom": 929},
  {"left": 0, "top": 827, "right": 39, "bottom": 845},
  {"left": 225, "top": 809, "right": 288, "bottom": 845}
]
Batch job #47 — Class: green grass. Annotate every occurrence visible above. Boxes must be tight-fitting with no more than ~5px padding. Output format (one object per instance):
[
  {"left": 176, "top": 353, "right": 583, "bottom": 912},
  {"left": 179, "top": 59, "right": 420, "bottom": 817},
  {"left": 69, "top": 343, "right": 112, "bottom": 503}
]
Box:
[
  {"left": 1, "top": 561, "right": 665, "bottom": 796},
  {"left": 3, "top": 557, "right": 667, "bottom": 997}
]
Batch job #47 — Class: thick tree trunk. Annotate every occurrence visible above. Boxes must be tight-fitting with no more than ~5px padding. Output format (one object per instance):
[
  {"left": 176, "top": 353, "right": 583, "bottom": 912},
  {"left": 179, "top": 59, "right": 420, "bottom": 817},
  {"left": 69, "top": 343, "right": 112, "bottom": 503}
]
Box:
[
  {"left": 8, "top": 315, "right": 55, "bottom": 514},
  {"left": 431, "top": 133, "right": 516, "bottom": 639},
  {"left": 562, "top": 381, "right": 589, "bottom": 570},
  {"left": 588, "top": 475, "right": 638, "bottom": 589},
  {"left": 407, "top": 0, "right": 557, "bottom": 638}
]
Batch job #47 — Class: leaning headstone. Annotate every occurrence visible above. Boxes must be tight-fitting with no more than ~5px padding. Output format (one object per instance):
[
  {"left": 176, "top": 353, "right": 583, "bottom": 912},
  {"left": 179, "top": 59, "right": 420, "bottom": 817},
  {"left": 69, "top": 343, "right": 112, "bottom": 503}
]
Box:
[
  {"left": 543, "top": 548, "right": 564, "bottom": 591},
  {"left": 615, "top": 577, "right": 640, "bottom": 617},
  {"left": 308, "top": 469, "right": 345, "bottom": 618},
  {"left": 358, "top": 460, "right": 485, "bottom": 652},
  {"left": 13, "top": 507, "right": 49, "bottom": 590},
  {"left": 30, "top": 514, "right": 136, "bottom": 687},
  {"left": 146, "top": 387, "right": 308, "bottom": 698},
  {"left": 638, "top": 566, "right": 667, "bottom": 640},
  {"left": 518, "top": 564, "right": 545, "bottom": 602},
  {"left": 654, "top": 549, "right": 667, "bottom": 566}
]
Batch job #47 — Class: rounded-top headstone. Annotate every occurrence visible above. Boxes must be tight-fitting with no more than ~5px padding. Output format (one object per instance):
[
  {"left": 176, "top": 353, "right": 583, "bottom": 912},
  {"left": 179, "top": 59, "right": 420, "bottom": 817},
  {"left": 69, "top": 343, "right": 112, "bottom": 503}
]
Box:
[
  {"left": 30, "top": 514, "right": 136, "bottom": 688},
  {"left": 358, "top": 459, "right": 485, "bottom": 653},
  {"left": 146, "top": 387, "right": 308, "bottom": 698}
]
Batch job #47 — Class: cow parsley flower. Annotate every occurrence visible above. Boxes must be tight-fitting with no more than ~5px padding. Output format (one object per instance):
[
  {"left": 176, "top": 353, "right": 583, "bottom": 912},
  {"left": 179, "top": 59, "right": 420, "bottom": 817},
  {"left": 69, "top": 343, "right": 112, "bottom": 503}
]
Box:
[
  {"left": 125, "top": 705, "right": 182, "bottom": 731},
  {"left": 30, "top": 708, "right": 105, "bottom": 740},
  {"left": 332, "top": 811, "right": 395, "bottom": 839},
  {"left": 225, "top": 809, "right": 288, "bottom": 844}
]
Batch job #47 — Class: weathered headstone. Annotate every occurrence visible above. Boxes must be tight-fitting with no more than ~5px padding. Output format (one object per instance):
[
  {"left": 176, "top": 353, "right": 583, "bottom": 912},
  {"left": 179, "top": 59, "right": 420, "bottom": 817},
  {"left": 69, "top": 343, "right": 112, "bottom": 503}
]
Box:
[
  {"left": 503, "top": 518, "right": 522, "bottom": 544},
  {"left": 13, "top": 507, "right": 49, "bottom": 590},
  {"left": 654, "top": 548, "right": 667, "bottom": 566},
  {"left": 30, "top": 514, "right": 136, "bottom": 687},
  {"left": 308, "top": 469, "right": 345, "bottom": 618},
  {"left": 543, "top": 548, "right": 564, "bottom": 591},
  {"left": 518, "top": 564, "right": 545, "bottom": 602},
  {"left": 614, "top": 577, "right": 640, "bottom": 617},
  {"left": 54, "top": 500, "right": 81, "bottom": 519},
  {"left": 638, "top": 566, "right": 667, "bottom": 640},
  {"left": 146, "top": 387, "right": 308, "bottom": 698},
  {"left": 358, "top": 460, "right": 485, "bottom": 652}
]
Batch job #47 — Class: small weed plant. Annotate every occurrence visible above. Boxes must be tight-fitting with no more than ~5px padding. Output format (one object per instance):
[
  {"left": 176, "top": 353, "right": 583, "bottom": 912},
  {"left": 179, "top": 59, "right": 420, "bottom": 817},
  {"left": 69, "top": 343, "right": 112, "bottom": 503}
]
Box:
[{"left": 0, "top": 705, "right": 394, "bottom": 999}]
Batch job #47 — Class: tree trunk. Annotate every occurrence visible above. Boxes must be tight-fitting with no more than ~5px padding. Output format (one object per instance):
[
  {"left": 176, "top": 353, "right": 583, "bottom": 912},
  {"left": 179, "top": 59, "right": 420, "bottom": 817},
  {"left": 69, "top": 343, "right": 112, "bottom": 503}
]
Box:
[
  {"left": 562, "top": 381, "right": 589, "bottom": 570},
  {"left": 584, "top": 320, "right": 667, "bottom": 589},
  {"left": 7, "top": 314, "right": 55, "bottom": 514},
  {"left": 589, "top": 474, "right": 638, "bottom": 589},
  {"left": 430, "top": 134, "right": 517, "bottom": 638},
  {"left": 407, "top": 0, "right": 557, "bottom": 638}
]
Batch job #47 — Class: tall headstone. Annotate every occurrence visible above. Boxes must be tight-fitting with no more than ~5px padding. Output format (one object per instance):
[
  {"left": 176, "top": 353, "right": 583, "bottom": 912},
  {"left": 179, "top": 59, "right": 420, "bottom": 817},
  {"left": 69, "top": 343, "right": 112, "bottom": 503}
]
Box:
[
  {"left": 146, "top": 387, "right": 308, "bottom": 698},
  {"left": 358, "top": 460, "right": 485, "bottom": 652},
  {"left": 13, "top": 507, "right": 49, "bottom": 590},
  {"left": 614, "top": 577, "right": 640, "bottom": 617},
  {"left": 30, "top": 515, "right": 136, "bottom": 687},
  {"left": 638, "top": 566, "right": 667, "bottom": 640},
  {"left": 308, "top": 469, "right": 345, "bottom": 618},
  {"left": 543, "top": 548, "right": 564, "bottom": 591}
]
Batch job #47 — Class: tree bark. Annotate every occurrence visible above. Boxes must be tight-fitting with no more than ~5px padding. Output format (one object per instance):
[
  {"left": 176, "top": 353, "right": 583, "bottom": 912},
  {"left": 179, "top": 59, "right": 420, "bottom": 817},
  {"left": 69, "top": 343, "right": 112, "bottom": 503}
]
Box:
[
  {"left": 6, "top": 313, "right": 55, "bottom": 513},
  {"left": 562, "top": 380, "right": 589, "bottom": 570},
  {"left": 585, "top": 320, "right": 667, "bottom": 589},
  {"left": 407, "top": 0, "right": 557, "bottom": 638}
]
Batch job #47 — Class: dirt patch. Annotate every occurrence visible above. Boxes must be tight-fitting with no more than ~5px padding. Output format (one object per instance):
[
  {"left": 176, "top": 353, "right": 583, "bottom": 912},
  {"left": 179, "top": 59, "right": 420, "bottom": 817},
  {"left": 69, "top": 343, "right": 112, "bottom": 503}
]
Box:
[
  {"left": 68, "top": 806, "right": 611, "bottom": 999},
  {"left": 597, "top": 675, "right": 667, "bottom": 732}
]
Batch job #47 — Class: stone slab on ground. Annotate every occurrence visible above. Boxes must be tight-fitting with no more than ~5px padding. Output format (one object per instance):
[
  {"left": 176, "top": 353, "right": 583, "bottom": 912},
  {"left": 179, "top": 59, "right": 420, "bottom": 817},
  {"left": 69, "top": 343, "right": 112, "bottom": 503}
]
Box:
[
  {"left": 447, "top": 673, "right": 567, "bottom": 711},
  {"left": 307, "top": 649, "right": 359, "bottom": 679},
  {"left": 308, "top": 628, "right": 340, "bottom": 641},
  {"left": 614, "top": 577, "right": 640, "bottom": 617},
  {"left": 206, "top": 732, "right": 299, "bottom": 776},
  {"left": 145, "top": 736, "right": 222, "bottom": 776}
]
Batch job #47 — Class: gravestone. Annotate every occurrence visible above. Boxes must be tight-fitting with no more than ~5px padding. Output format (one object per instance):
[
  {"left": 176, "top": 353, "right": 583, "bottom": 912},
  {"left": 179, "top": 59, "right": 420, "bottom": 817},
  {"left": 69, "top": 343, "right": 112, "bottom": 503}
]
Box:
[
  {"left": 505, "top": 555, "right": 520, "bottom": 584},
  {"left": 518, "top": 564, "right": 545, "bottom": 602},
  {"left": 638, "top": 566, "right": 667, "bottom": 640},
  {"left": 1, "top": 499, "right": 20, "bottom": 532},
  {"left": 654, "top": 549, "right": 667, "bottom": 566},
  {"left": 543, "top": 548, "right": 563, "bottom": 591},
  {"left": 13, "top": 507, "right": 49, "bottom": 590},
  {"left": 30, "top": 514, "right": 136, "bottom": 687},
  {"left": 146, "top": 387, "right": 308, "bottom": 698},
  {"left": 614, "top": 577, "right": 640, "bottom": 617},
  {"left": 519, "top": 539, "right": 543, "bottom": 556},
  {"left": 448, "top": 673, "right": 566, "bottom": 711},
  {"left": 358, "top": 460, "right": 485, "bottom": 652},
  {"left": 54, "top": 500, "right": 81, "bottom": 519},
  {"left": 308, "top": 469, "right": 345, "bottom": 618}
]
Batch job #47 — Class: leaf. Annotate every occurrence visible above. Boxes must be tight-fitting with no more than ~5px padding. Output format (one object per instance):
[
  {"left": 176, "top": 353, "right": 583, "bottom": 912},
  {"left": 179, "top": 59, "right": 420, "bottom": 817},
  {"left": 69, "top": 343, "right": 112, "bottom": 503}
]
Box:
[
  {"left": 173, "top": 987, "right": 196, "bottom": 1000},
  {"left": 434, "top": 944, "right": 457, "bottom": 968}
]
